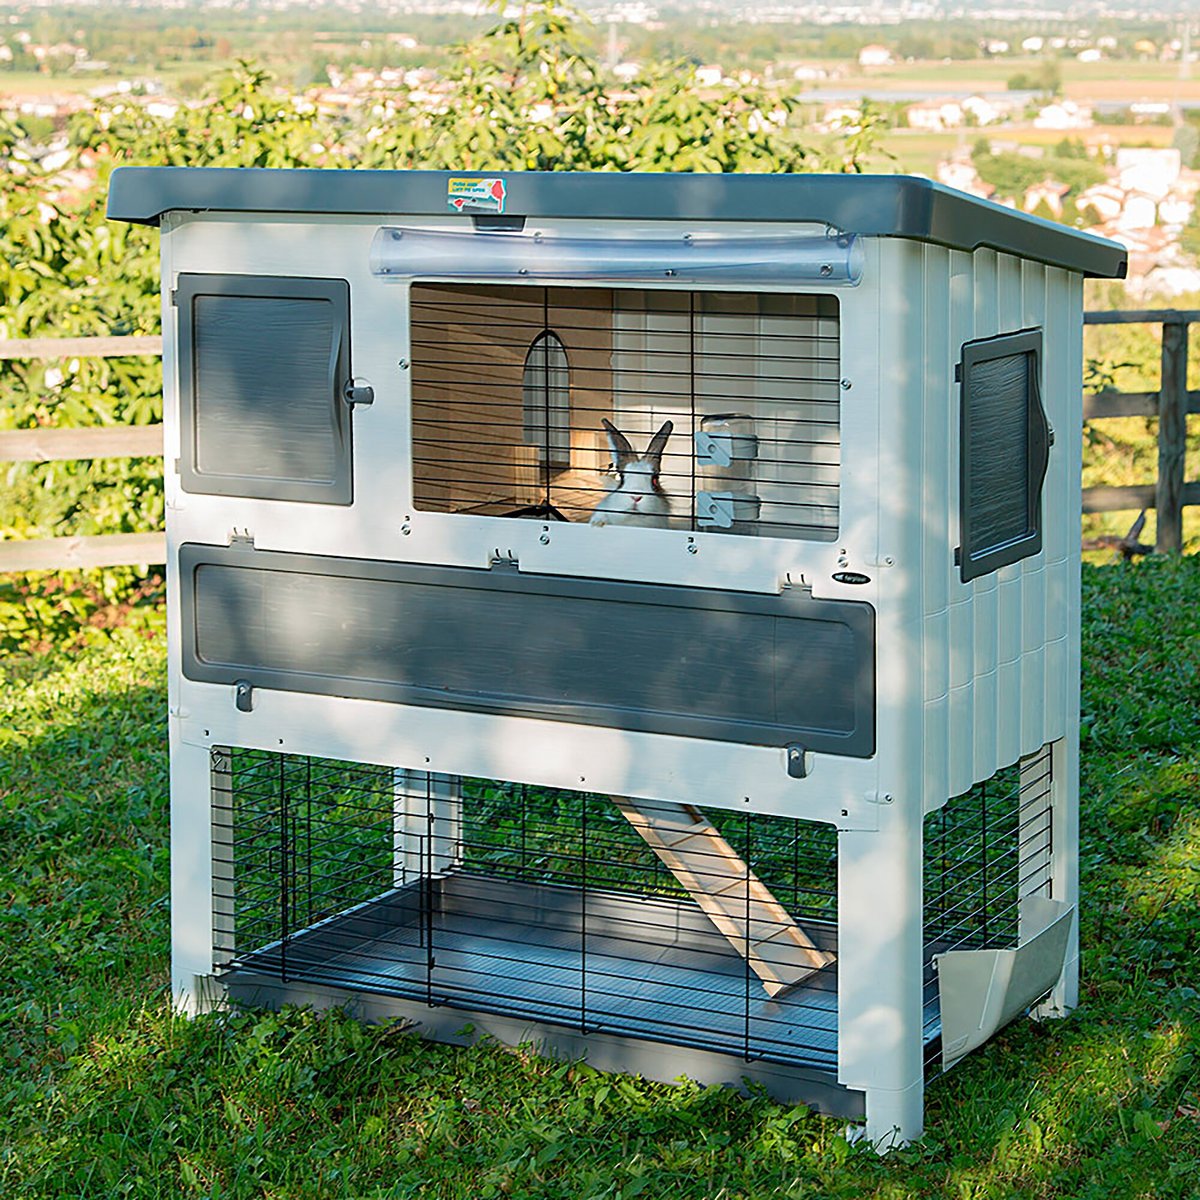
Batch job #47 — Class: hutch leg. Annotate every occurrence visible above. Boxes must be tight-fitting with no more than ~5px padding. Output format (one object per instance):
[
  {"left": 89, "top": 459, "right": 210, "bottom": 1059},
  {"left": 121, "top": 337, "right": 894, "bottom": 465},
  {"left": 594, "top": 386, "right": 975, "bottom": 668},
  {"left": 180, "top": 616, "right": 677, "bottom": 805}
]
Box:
[
  {"left": 169, "top": 736, "right": 225, "bottom": 1015},
  {"left": 837, "top": 816, "right": 925, "bottom": 1150},
  {"left": 393, "top": 770, "right": 463, "bottom": 886}
]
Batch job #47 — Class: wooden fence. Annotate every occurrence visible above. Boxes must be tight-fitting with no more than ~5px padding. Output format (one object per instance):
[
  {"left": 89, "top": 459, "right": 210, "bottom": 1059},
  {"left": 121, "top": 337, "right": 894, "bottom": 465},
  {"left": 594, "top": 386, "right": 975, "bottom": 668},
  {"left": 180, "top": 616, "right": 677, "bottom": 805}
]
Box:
[
  {"left": 0, "top": 312, "right": 1196, "bottom": 571},
  {"left": 1082, "top": 310, "right": 1198, "bottom": 554},
  {"left": 0, "top": 335, "right": 164, "bottom": 572}
]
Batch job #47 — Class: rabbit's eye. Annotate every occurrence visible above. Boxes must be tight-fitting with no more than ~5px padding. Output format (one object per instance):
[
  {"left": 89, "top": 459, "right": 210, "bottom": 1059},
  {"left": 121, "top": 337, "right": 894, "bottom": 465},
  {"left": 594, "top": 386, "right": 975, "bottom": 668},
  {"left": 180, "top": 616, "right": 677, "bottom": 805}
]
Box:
[{"left": 651, "top": 473, "right": 659, "bottom": 488}]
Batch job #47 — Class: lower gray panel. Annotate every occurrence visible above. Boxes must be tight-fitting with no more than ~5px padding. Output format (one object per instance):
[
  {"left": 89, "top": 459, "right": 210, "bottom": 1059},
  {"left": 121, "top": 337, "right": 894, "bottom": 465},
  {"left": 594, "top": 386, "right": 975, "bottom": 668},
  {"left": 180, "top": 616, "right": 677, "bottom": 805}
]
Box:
[
  {"left": 223, "top": 971, "right": 864, "bottom": 1120},
  {"left": 181, "top": 543, "right": 874, "bottom": 753}
]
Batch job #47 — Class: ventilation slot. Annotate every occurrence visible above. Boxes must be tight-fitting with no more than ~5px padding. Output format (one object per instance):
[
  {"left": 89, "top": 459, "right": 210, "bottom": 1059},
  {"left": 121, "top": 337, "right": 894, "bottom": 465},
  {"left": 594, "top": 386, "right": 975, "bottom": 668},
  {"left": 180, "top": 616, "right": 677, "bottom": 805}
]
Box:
[{"left": 959, "top": 328, "right": 1050, "bottom": 581}]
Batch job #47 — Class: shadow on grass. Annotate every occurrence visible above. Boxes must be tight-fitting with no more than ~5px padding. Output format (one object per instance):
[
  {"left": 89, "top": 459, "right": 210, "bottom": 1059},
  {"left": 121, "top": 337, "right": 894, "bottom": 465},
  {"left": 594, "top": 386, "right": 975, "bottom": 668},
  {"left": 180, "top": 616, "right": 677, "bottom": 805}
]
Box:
[{"left": 0, "top": 631, "right": 168, "bottom": 1073}]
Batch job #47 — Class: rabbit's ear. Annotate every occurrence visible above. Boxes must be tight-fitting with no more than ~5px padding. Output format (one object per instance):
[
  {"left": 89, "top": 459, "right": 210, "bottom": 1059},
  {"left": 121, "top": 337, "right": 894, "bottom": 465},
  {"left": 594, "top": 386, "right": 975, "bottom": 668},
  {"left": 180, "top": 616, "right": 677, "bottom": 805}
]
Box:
[
  {"left": 645, "top": 419, "right": 674, "bottom": 471},
  {"left": 601, "top": 418, "right": 636, "bottom": 472}
]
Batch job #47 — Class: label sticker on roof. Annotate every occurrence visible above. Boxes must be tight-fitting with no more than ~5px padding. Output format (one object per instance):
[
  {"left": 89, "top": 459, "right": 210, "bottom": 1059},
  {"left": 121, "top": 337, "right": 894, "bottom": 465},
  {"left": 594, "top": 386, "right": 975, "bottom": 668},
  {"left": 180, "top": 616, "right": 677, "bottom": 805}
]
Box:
[{"left": 447, "top": 177, "right": 507, "bottom": 214}]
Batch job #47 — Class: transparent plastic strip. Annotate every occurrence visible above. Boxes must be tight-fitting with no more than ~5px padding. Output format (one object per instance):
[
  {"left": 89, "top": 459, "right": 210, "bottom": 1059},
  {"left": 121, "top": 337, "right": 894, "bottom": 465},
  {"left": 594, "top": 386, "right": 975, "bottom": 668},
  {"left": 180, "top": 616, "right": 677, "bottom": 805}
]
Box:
[{"left": 370, "top": 226, "right": 864, "bottom": 286}]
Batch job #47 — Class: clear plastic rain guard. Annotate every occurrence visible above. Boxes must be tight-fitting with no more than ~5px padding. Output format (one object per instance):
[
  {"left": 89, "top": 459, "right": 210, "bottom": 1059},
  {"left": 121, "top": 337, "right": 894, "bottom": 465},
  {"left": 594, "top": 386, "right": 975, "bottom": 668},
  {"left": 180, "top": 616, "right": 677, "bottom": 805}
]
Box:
[{"left": 369, "top": 226, "right": 864, "bottom": 286}]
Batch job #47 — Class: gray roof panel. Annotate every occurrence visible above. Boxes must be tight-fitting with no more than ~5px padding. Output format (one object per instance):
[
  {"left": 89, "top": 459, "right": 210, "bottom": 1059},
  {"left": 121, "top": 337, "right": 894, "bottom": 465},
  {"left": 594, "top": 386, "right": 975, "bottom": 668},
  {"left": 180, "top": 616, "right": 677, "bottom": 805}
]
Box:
[{"left": 106, "top": 166, "right": 1127, "bottom": 279}]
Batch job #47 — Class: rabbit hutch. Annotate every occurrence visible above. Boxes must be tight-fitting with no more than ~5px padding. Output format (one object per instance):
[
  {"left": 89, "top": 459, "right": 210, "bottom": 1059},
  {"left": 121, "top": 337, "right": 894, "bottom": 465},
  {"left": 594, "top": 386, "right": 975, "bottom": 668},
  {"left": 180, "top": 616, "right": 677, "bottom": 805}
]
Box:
[{"left": 108, "top": 168, "right": 1126, "bottom": 1148}]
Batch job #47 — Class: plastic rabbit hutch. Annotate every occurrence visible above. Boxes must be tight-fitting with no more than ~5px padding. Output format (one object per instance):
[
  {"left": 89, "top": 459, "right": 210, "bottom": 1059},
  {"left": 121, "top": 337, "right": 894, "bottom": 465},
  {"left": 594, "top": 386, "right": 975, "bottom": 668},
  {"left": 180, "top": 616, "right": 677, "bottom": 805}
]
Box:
[{"left": 108, "top": 168, "right": 1126, "bottom": 1147}]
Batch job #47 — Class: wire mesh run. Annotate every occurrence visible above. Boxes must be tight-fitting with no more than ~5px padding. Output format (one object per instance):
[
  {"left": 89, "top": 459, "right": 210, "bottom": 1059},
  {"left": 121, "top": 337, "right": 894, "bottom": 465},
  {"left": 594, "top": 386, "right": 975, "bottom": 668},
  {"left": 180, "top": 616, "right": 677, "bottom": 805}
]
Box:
[
  {"left": 211, "top": 749, "right": 840, "bottom": 1072},
  {"left": 922, "top": 745, "right": 1054, "bottom": 1070},
  {"left": 410, "top": 284, "right": 841, "bottom": 540}
]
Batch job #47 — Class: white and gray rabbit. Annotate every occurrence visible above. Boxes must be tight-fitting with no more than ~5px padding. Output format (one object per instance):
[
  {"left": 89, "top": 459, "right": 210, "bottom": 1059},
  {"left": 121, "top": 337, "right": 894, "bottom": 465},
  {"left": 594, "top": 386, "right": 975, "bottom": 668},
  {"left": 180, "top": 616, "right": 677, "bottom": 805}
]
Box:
[{"left": 590, "top": 418, "right": 674, "bottom": 528}]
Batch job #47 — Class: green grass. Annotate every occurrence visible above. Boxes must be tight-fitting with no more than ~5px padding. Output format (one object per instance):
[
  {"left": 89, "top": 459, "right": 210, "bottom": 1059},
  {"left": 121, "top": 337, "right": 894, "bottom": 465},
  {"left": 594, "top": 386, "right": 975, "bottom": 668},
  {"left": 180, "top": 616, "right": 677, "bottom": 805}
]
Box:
[{"left": 1, "top": 561, "right": 1199, "bottom": 1198}]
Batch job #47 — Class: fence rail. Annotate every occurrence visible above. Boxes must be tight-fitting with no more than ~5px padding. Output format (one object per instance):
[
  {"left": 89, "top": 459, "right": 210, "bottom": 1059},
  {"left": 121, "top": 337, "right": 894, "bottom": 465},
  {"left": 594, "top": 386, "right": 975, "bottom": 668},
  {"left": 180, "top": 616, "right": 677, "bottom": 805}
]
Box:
[
  {"left": 0, "top": 317, "right": 1195, "bottom": 571},
  {"left": 0, "top": 335, "right": 162, "bottom": 361},
  {"left": 0, "top": 532, "right": 166, "bottom": 573},
  {"left": 0, "top": 423, "right": 163, "bottom": 463}
]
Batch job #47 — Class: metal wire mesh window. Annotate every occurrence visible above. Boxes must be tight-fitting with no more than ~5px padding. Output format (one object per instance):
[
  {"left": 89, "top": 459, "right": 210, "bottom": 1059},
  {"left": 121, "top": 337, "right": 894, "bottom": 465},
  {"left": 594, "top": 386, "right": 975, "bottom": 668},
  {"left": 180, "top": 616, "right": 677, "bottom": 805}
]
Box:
[
  {"left": 212, "top": 749, "right": 841, "bottom": 1072},
  {"left": 522, "top": 330, "right": 571, "bottom": 471},
  {"left": 410, "top": 284, "right": 840, "bottom": 538},
  {"left": 921, "top": 745, "right": 1054, "bottom": 1070}
]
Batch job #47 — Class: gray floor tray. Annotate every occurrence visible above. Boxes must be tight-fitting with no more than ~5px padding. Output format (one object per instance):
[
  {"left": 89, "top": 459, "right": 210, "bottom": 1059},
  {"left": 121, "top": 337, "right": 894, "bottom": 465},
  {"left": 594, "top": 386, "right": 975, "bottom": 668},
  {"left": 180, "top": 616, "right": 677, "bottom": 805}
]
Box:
[{"left": 225, "top": 871, "right": 841, "bottom": 1070}]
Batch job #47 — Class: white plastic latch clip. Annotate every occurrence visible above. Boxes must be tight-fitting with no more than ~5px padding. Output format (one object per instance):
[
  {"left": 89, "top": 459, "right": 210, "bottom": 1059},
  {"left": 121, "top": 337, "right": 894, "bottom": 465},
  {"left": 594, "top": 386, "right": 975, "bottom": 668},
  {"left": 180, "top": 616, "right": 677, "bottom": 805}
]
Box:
[{"left": 696, "top": 491, "right": 761, "bottom": 529}]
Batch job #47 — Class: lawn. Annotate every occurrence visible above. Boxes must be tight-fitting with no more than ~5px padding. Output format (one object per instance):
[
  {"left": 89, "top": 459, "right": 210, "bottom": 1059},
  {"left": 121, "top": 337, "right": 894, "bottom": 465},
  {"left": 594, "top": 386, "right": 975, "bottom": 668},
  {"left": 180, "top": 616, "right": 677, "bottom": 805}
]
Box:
[{"left": 0, "top": 559, "right": 1198, "bottom": 1199}]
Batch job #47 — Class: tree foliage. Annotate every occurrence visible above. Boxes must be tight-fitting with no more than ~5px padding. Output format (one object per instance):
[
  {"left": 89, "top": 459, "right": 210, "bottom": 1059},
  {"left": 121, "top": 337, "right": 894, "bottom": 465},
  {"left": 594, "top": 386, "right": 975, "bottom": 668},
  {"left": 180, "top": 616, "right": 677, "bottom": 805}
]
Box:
[
  {"left": 1005, "top": 59, "right": 1062, "bottom": 96},
  {"left": 970, "top": 141, "right": 1105, "bottom": 211}
]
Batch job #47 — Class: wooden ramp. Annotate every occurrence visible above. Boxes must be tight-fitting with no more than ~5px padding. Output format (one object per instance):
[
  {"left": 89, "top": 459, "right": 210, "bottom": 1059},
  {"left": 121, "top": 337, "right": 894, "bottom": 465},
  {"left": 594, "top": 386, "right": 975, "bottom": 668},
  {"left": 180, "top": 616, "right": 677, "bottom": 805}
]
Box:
[{"left": 613, "top": 798, "right": 835, "bottom": 997}]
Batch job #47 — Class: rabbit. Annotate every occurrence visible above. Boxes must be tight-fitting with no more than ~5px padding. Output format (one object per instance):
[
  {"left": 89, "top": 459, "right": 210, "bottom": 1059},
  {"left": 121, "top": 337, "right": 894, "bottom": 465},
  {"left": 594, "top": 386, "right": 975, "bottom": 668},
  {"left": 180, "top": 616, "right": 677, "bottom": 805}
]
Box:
[{"left": 590, "top": 418, "right": 674, "bottom": 528}]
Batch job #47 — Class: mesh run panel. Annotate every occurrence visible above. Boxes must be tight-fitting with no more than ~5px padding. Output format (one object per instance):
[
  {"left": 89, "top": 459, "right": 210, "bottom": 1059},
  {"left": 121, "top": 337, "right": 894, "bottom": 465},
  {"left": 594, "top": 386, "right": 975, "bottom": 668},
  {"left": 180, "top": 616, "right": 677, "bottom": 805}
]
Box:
[
  {"left": 922, "top": 745, "right": 1054, "bottom": 1070},
  {"left": 211, "top": 750, "right": 840, "bottom": 1071}
]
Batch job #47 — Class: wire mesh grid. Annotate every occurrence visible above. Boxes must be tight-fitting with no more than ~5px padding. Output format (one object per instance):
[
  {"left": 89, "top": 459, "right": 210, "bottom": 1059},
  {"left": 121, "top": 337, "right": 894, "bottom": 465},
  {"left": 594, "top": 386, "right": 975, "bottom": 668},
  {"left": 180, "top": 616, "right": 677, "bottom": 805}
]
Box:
[
  {"left": 922, "top": 745, "right": 1054, "bottom": 1069},
  {"left": 212, "top": 748, "right": 841, "bottom": 1071},
  {"left": 409, "top": 284, "right": 841, "bottom": 540}
]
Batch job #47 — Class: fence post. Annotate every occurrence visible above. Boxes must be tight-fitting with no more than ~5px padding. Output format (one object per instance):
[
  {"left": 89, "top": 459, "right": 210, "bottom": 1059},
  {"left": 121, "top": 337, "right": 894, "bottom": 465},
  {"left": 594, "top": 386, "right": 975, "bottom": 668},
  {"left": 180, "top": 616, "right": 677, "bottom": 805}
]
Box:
[{"left": 1156, "top": 318, "right": 1188, "bottom": 554}]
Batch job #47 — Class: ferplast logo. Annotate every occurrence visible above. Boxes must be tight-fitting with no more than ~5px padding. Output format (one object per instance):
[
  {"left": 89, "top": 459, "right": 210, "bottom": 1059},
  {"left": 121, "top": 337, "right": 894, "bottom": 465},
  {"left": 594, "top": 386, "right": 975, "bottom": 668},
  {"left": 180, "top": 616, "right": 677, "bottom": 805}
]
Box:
[{"left": 447, "top": 177, "right": 507, "bottom": 214}]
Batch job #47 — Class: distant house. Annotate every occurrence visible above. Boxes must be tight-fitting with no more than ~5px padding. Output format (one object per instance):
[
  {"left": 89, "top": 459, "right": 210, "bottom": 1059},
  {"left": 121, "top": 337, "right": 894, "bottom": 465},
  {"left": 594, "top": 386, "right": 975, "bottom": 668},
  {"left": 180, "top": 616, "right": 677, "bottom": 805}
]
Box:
[
  {"left": 1105, "top": 226, "right": 1200, "bottom": 300},
  {"left": 1141, "top": 263, "right": 1200, "bottom": 296},
  {"left": 310, "top": 88, "right": 357, "bottom": 114},
  {"left": 1116, "top": 148, "right": 1182, "bottom": 202},
  {"left": 1159, "top": 193, "right": 1195, "bottom": 230},
  {"left": 906, "top": 100, "right": 964, "bottom": 131},
  {"left": 1114, "top": 193, "right": 1159, "bottom": 232},
  {"left": 1033, "top": 101, "right": 1092, "bottom": 130},
  {"left": 962, "top": 95, "right": 1004, "bottom": 125},
  {"left": 28, "top": 41, "right": 86, "bottom": 63},
  {"left": 820, "top": 105, "right": 863, "bottom": 133},
  {"left": 1023, "top": 180, "right": 1071, "bottom": 217},
  {"left": 1074, "top": 183, "right": 1125, "bottom": 224},
  {"left": 936, "top": 158, "right": 996, "bottom": 200},
  {"left": 1130, "top": 102, "right": 1171, "bottom": 121},
  {"left": 857, "top": 45, "right": 893, "bottom": 68}
]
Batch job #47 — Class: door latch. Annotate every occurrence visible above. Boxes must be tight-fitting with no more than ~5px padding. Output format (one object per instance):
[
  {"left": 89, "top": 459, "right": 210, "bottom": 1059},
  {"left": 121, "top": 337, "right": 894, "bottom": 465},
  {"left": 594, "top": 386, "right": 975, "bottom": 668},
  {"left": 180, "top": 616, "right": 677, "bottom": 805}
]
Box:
[{"left": 343, "top": 378, "right": 375, "bottom": 409}]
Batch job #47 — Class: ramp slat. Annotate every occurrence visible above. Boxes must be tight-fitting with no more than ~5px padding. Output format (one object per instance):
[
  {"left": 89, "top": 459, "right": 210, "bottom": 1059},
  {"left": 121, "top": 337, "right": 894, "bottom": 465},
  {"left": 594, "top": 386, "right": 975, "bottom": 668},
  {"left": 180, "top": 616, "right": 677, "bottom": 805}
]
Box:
[{"left": 613, "top": 797, "right": 835, "bottom": 996}]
